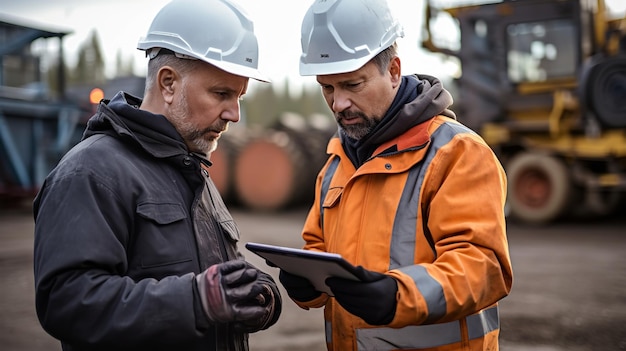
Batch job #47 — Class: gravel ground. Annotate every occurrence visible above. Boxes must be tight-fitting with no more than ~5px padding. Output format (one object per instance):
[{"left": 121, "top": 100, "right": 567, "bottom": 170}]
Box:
[{"left": 1, "top": 204, "right": 625, "bottom": 350}]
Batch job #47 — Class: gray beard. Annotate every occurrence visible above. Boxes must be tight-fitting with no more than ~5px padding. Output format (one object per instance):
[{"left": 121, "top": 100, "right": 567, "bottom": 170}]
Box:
[{"left": 338, "top": 116, "right": 380, "bottom": 141}]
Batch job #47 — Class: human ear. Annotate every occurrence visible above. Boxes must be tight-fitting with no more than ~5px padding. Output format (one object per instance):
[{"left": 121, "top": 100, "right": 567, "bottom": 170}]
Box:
[
  {"left": 158, "top": 66, "right": 177, "bottom": 104},
  {"left": 389, "top": 57, "right": 402, "bottom": 88}
]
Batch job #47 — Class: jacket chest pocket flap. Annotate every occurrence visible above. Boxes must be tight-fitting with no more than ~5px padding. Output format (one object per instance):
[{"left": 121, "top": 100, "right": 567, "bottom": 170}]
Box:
[
  {"left": 219, "top": 219, "right": 240, "bottom": 242},
  {"left": 136, "top": 202, "right": 193, "bottom": 268},
  {"left": 323, "top": 187, "right": 343, "bottom": 209},
  {"left": 137, "top": 202, "right": 187, "bottom": 224}
]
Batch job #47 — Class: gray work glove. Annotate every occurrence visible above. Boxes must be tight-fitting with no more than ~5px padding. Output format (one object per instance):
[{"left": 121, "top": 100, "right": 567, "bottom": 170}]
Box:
[{"left": 196, "top": 260, "right": 281, "bottom": 332}]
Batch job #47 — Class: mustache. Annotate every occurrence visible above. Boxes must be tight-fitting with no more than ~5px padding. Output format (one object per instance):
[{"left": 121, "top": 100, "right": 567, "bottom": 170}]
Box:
[
  {"left": 187, "top": 122, "right": 229, "bottom": 140},
  {"left": 206, "top": 122, "right": 229, "bottom": 134},
  {"left": 336, "top": 110, "right": 366, "bottom": 120}
]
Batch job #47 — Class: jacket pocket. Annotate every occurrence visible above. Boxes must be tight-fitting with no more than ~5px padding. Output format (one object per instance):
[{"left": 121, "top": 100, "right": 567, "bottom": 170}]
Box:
[
  {"left": 135, "top": 202, "right": 194, "bottom": 269},
  {"left": 323, "top": 187, "right": 343, "bottom": 208},
  {"left": 219, "top": 219, "right": 240, "bottom": 242},
  {"left": 137, "top": 202, "right": 187, "bottom": 224}
]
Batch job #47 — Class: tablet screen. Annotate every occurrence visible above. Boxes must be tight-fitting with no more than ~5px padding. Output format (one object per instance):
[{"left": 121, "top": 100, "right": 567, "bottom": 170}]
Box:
[{"left": 245, "top": 242, "right": 360, "bottom": 296}]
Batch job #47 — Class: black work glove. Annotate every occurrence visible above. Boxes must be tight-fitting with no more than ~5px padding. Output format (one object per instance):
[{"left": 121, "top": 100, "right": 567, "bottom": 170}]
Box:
[
  {"left": 278, "top": 269, "right": 321, "bottom": 302},
  {"left": 326, "top": 266, "right": 398, "bottom": 325},
  {"left": 196, "top": 260, "right": 281, "bottom": 332},
  {"left": 232, "top": 270, "right": 282, "bottom": 333}
]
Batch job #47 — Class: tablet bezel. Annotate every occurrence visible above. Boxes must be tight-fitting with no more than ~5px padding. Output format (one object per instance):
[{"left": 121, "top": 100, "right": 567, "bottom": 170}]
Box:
[{"left": 245, "top": 242, "right": 361, "bottom": 296}]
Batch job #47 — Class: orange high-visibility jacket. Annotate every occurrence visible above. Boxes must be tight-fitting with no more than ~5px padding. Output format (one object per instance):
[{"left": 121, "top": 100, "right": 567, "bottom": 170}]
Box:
[{"left": 295, "top": 115, "right": 513, "bottom": 351}]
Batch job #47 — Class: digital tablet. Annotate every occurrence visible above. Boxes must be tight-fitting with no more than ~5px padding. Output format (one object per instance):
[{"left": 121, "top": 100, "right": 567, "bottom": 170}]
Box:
[{"left": 245, "top": 242, "right": 361, "bottom": 296}]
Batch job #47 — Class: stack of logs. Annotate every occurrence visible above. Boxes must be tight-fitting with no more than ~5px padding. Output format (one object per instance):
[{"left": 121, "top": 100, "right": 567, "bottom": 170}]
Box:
[{"left": 209, "top": 112, "right": 337, "bottom": 211}]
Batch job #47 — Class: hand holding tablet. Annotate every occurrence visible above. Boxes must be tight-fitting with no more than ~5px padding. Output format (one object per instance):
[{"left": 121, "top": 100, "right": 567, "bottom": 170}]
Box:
[{"left": 245, "top": 242, "right": 361, "bottom": 296}]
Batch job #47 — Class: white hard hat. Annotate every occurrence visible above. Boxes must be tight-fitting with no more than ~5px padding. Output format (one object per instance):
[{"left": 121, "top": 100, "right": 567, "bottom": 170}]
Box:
[
  {"left": 299, "top": 0, "right": 404, "bottom": 76},
  {"left": 137, "top": 0, "right": 269, "bottom": 82}
]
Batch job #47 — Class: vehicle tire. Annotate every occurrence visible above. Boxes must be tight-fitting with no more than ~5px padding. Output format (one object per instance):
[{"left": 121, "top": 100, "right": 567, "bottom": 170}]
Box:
[
  {"left": 583, "top": 55, "right": 626, "bottom": 128},
  {"left": 506, "top": 152, "right": 572, "bottom": 224}
]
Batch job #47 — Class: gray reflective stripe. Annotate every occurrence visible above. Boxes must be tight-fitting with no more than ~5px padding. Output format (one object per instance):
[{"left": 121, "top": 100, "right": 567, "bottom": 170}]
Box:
[
  {"left": 398, "top": 265, "right": 446, "bottom": 323},
  {"left": 391, "top": 120, "right": 476, "bottom": 267},
  {"left": 468, "top": 304, "right": 499, "bottom": 339},
  {"left": 325, "top": 319, "right": 332, "bottom": 344},
  {"left": 355, "top": 306, "right": 499, "bottom": 351},
  {"left": 390, "top": 165, "right": 420, "bottom": 269},
  {"left": 390, "top": 121, "right": 477, "bottom": 322},
  {"left": 319, "top": 156, "right": 340, "bottom": 228}
]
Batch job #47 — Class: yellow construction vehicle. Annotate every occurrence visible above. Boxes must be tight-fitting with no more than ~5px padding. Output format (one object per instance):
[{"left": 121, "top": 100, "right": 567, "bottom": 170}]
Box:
[{"left": 422, "top": 0, "right": 626, "bottom": 223}]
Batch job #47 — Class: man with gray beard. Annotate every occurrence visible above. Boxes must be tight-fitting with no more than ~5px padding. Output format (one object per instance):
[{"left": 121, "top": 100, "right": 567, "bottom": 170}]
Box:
[{"left": 32, "top": 1, "right": 281, "bottom": 350}]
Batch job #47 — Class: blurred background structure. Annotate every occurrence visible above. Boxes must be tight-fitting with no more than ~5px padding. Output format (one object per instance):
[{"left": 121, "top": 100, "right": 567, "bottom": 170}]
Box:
[
  {"left": 1, "top": 0, "right": 625, "bottom": 222},
  {"left": 422, "top": 0, "right": 626, "bottom": 224}
]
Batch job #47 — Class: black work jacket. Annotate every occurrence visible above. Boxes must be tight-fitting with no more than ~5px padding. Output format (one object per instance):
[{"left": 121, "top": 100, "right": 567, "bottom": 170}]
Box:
[{"left": 33, "top": 92, "right": 259, "bottom": 351}]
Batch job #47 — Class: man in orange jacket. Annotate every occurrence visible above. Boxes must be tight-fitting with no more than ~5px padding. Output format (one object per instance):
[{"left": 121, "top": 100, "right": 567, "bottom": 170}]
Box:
[{"left": 277, "top": 0, "right": 514, "bottom": 350}]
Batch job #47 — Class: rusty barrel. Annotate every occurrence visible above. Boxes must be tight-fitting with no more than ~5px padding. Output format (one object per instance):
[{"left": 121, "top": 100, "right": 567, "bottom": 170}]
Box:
[
  {"left": 233, "top": 113, "right": 335, "bottom": 211},
  {"left": 208, "top": 129, "right": 248, "bottom": 204}
]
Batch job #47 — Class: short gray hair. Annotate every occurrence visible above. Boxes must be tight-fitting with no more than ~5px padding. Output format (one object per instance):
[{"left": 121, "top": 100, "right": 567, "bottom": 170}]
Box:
[
  {"left": 370, "top": 42, "right": 398, "bottom": 74},
  {"left": 144, "top": 52, "right": 202, "bottom": 93}
]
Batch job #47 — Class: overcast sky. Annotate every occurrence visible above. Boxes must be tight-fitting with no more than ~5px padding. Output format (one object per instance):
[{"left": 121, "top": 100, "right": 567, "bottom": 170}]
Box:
[{"left": 1, "top": 0, "right": 624, "bottom": 93}]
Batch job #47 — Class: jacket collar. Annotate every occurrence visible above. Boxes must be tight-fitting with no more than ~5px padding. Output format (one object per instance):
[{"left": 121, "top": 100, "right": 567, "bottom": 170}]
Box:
[
  {"left": 83, "top": 91, "right": 189, "bottom": 160},
  {"left": 337, "top": 74, "right": 455, "bottom": 166}
]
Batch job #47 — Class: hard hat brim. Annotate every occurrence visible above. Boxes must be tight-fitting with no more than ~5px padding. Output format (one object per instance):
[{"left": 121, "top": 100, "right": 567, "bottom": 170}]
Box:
[
  {"left": 138, "top": 43, "right": 271, "bottom": 83},
  {"left": 299, "top": 56, "right": 372, "bottom": 76},
  {"left": 211, "top": 58, "right": 271, "bottom": 83}
]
